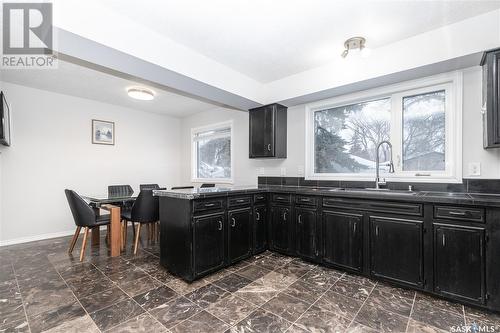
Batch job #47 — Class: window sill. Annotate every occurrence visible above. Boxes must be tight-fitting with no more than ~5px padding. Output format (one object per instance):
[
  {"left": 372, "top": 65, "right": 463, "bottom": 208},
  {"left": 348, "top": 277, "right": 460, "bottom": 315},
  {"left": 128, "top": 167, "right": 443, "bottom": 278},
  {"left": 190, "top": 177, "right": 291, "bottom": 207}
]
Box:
[{"left": 191, "top": 178, "right": 234, "bottom": 184}]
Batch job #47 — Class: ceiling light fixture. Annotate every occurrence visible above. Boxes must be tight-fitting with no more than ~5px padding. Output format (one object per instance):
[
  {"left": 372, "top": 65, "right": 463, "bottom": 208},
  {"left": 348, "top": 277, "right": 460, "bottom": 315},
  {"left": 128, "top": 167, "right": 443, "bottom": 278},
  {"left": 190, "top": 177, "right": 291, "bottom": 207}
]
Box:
[
  {"left": 127, "top": 87, "right": 155, "bottom": 101},
  {"left": 341, "top": 36, "right": 371, "bottom": 58}
]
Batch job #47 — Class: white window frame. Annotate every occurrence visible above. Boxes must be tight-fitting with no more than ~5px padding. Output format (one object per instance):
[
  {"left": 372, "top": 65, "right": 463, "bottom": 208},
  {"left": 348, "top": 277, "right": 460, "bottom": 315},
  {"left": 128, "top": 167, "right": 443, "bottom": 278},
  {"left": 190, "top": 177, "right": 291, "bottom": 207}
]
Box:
[
  {"left": 305, "top": 71, "right": 463, "bottom": 183},
  {"left": 191, "top": 120, "right": 234, "bottom": 184}
]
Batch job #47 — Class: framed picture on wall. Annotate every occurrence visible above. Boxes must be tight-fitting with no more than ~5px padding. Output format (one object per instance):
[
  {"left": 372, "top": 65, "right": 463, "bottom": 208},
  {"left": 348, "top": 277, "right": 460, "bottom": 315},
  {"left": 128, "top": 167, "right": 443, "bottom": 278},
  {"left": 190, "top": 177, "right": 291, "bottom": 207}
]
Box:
[{"left": 92, "top": 119, "right": 115, "bottom": 145}]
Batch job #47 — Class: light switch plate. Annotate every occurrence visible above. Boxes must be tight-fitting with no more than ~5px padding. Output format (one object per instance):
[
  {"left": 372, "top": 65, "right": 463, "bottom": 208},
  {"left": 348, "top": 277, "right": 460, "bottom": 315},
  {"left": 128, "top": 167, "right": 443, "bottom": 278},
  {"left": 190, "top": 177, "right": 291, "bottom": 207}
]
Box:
[
  {"left": 468, "top": 162, "right": 481, "bottom": 176},
  {"left": 298, "top": 165, "right": 304, "bottom": 176}
]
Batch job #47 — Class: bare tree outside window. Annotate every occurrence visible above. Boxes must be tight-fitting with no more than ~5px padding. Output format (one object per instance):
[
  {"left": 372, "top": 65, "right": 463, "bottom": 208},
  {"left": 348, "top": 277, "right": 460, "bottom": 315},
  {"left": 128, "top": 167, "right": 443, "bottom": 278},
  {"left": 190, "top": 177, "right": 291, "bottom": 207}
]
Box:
[
  {"left": 314, "top": 98, "right": 391, "bottom": 173},
  {"left": 402, "top": 90, "right": 446, "bottom": 171},
  {"left": 194, "top": 127, "right": 231, "bottom": 179}
]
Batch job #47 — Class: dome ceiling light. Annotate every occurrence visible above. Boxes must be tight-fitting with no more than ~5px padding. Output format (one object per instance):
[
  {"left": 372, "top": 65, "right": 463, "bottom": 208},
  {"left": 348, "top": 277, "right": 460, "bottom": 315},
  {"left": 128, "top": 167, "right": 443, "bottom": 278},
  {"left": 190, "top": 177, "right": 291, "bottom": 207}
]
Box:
[
  {"left": 127, "top": 87, "right": 155, "bottom": 101},
  {"left": 341, "top": 36, "right": 371, "bottom": 58}
]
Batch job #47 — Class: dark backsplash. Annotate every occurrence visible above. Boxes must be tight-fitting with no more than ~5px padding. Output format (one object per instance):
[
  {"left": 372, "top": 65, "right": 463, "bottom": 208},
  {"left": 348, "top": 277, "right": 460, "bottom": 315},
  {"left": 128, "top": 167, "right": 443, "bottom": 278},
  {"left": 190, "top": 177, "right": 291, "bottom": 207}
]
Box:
[{"left": 258, "top": 177, "right": 500, "bottom": 194}]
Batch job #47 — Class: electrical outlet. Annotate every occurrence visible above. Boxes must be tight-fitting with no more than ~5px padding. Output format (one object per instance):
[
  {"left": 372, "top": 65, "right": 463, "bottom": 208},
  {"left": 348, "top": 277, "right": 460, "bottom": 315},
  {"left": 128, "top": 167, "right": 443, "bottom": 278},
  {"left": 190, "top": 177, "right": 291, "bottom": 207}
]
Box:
[
  {"left": 468, "top": 162, "right": 481, "bottom": 176},
  {"left": 298, "top": 165, "right": 304, "bottom": 176},
  {"left": 280, "top": 167, "right": 287, "bottom": 176}
]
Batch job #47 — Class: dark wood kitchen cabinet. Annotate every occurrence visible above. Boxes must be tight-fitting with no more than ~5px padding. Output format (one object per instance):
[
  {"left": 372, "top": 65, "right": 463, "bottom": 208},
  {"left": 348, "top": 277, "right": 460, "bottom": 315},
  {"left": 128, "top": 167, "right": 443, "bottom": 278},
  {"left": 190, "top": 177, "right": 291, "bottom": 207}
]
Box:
[
  {"left": 270, "top": 205, "right": 292, "bottom": 254},
  {"left": 193, "top": 213, "right": 226, "bottom": 278},
  {"left": 481, "top": 48, "right": 500, "bottom": 148},
  {"left": 434, "top": 224, "right": 485, "bottom": 303},
  {"left": 322, "top": 210, "right": 363, "bottom": 272},
  {"left": 370, "top": 216, "right": 424, "bottom": 288},
  {"left": 227, "top": 208, "right": 253, "bottom": 264},
  {"left": 249, "top": 103, "right": 287, "bottom": 158},
  {"left": 295, "top": 207, "right": 318, "bottom": 261},
  {"left": 254, "top": 205, "right": 267, "bottom": 253}
]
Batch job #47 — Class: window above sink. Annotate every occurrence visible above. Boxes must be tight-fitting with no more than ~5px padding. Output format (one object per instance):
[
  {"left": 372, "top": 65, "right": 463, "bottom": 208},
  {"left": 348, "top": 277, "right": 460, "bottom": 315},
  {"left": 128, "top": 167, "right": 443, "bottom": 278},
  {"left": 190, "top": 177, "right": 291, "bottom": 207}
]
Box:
[{"left": 305, "top": 72, "right": 463, "bottom": 183}]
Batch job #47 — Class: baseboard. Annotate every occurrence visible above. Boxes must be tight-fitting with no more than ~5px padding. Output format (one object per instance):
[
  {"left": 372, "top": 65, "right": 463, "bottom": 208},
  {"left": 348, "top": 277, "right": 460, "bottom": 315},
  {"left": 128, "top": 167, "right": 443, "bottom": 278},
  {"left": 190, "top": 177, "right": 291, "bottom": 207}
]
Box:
[{"left": 0, "top": 230, "right": 77, "bottom": 247}]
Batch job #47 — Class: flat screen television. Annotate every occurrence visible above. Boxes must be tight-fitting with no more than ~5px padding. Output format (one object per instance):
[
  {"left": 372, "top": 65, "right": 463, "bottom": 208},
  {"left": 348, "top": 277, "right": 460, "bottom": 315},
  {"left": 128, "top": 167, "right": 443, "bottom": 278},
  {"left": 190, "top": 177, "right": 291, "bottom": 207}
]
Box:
[{"left": 0, "top": 91, "right": 11, "bottom": 146}]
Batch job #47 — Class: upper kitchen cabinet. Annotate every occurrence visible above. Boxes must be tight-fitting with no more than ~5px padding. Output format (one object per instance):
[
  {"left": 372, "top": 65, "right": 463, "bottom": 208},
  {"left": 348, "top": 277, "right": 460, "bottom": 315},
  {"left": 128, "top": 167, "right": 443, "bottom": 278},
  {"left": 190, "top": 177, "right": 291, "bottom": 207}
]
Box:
[
  {"left": 481, "top": 48, "right": 500, "bottom": 149},
  {"left": 249, "top": 103, "right": 287, "bottom": 158}
]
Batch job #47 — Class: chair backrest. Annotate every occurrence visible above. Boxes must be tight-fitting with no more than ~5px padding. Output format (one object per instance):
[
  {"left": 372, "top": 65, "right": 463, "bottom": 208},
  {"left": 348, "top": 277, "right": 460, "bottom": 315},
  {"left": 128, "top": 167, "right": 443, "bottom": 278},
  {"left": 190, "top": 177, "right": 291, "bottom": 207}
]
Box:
[
  {"left": 108, "top": 185, "right": 134, "bottom": 197},
  {"left": 200, "top": 183, "right": 215, "bottom": 188},
  {"left": 131, "top": 190, "right": 159, "bottom": 223},
  {"left": 140, "top": 184, "right": 160, "bottom": 191},
  {"left": 171, "top": 186, "right": 194, "bottom": 190},
  {"left": 64, "top": 189, "right": 97, "bottom": 227}
]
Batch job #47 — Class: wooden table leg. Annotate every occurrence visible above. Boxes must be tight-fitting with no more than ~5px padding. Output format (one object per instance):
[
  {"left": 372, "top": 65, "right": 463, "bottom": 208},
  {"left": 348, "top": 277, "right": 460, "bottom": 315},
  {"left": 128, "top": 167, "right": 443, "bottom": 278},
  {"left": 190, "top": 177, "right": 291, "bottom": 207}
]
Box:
[{"left": 109, "top": 206, "right": 121, "bottom": 257}]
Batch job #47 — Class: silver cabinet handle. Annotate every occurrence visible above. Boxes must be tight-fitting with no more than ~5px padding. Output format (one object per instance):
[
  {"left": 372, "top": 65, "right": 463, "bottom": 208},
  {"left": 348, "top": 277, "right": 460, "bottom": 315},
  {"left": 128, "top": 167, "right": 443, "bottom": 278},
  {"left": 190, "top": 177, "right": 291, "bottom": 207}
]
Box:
[
  {"left": 205, "top": 203, "right": 216, "bottom": 207},
  {"left": 218, "top": 220, "right": 223, "bottom": 230},
  {"left": 256, "top": 212, "right": 260, "bottom": 221},
  {"left": 236, "top": 199, "right": 246, "bottom": 203},
  {"left": 375, "top": 225, "right": 379, "bottom": 236},
  {"left": 449, "top": 211, "right": 467, "bottom": 216},
  {"left": 231, "top": 217, "right": 236, "bottom": 227},
  {"left": 267, "top": 144, "right": 271, "bottom": 151},
  {"left": 298, "top": 214, "right": 302, "bottom": 224},
  {"left": 283, "top": 211, "right": 287, "bottom": 221},
  {"left": 353, "top": 222, "right": 356, "bottom": 234},
  {"left": 442, "top": 234, "right": 446, "bottom": 247}
]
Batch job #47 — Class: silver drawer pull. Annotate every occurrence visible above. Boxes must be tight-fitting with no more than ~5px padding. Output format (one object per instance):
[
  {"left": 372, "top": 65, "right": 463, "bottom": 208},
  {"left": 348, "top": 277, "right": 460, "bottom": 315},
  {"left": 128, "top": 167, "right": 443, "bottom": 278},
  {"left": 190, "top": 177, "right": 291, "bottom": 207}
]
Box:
[
  {"left": 218, "top": 221, "right": 223, "bottom": 230},
  {"left": 205, "top": 203, "right": 216, "bottom": 207},
  {"left": 442, "top": 234, "right": 446, "bottom": 246},
  {"left": 256, "top": 212, "right": 260, "bottom": 221},
  {"left": 298, "top": 215, "right": 302, "bottom": 224},
  {"left": 231, "top": 218, "right": 236, "bottom": 227},
  {"left": 283, "top": 211, "right": 287, "bottom": 221},
  {"left": 267, "top": 144, "right": 271, "bottom": 151},
  {"left": 236, "top": 199, "right": 246, "bottom": 203},
  {"left": 448, "top": 211, "right": 467, "bottom": 216}
]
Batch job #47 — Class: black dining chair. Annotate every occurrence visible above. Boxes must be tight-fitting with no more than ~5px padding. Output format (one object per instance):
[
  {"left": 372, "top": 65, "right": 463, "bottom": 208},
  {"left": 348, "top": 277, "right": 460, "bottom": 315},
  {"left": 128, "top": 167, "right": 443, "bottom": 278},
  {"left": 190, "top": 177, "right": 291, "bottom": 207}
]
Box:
[
  {"left": 121, "top": 190, "right": 159, "bottom": 254},
  {"left": 65, "top": 189, "right": 111, "bottom": 261},
  {"left": 171, "top": 186, "right": 194, "bottom": 190},
  {"left": 200, "top": 183, "right": 216, "bottom": 188},
  {"left": 140, "top": 184, "right": 160, "bottom": 191}
]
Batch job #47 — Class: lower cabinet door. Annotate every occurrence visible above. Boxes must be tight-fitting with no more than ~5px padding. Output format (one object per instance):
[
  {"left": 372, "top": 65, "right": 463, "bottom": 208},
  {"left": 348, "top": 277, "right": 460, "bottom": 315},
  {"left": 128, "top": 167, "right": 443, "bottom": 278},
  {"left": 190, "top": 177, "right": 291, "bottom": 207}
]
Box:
[
  {"left": 193, "top": 213, "right": 225, "bottom": 277},
  {"left": 254, "top": 205, "right": 268, "bottom": 253},
  {"left": 296, "top": 208, "right": 317, "bottom": 261},
  {"left": 228, "top": 208, "right": 253, "bottom": 264},
  {"left": 370, "top": 216, "right": 424, "bottom": 287},
  {"left": 270, "top": 205, "right": 291, "bottom": 253},
  {"left": 434, "top": 224, "right": 485, "bottom": 304},
  {"left": 322, "top": 211, "right": 363, "bottom": 272}
]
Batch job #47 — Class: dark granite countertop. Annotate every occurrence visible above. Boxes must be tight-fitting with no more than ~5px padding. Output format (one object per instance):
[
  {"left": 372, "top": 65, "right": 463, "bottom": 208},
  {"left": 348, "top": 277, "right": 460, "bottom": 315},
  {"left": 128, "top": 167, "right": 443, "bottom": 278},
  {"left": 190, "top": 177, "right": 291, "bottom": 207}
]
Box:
[{"left": 154, "top": 185, "right": 500, "bottom": 207}]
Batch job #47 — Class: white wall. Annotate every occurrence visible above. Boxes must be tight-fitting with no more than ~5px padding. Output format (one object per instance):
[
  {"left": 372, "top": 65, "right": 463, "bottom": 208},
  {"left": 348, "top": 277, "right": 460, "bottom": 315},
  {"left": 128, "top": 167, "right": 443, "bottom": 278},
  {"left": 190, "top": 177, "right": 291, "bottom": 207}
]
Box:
[
  {"left": 0, "top": 82, "right": 181, "bottom": 244},
  {"left": 180, "top": 67, "right": 500, "bottom": 186}
]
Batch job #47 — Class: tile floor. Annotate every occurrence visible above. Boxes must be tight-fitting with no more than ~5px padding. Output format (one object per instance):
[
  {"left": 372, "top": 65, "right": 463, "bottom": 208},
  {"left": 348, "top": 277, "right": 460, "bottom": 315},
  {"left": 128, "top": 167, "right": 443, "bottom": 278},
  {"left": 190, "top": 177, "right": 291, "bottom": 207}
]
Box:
[{"left": 1, "top": 233, "right": 499, "bottom": 333}]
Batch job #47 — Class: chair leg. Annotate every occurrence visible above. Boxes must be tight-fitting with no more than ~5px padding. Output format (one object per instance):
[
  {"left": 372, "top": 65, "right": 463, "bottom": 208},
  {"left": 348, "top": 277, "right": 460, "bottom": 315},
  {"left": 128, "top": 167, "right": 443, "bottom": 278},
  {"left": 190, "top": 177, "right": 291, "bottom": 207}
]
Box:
[
  {"left": 80, "top": 227, "right": 89, "bottom": 262},
  {"left": 133, "top": 223, "right": 142, "bottom": 255},
  {"left": 68, "top": 226, "right": 81, "bottom": 254},
  {"left": 106, "top": 225, "right": 110, "bottom": 246},
  {"left": 122, "top": 220, "right": 127, "bottom": 251}
]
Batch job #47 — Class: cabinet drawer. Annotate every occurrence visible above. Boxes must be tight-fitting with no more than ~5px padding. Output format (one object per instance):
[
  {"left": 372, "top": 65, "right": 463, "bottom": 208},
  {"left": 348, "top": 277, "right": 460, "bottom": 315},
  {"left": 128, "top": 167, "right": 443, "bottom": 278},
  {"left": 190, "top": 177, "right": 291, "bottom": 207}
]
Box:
[
  {"left": 323, "top": 197, "right": 423, "bottom": 216},
  {"left": 434, "top": 206, "right": 485, "bottom": 223},
  {"left": 295, "top": 195, "right": 317, "bottom": 206},
  {"left": 193, "top": 199, "right": 224, "bottom": 213},
  {"left": 254, "top": 193, "right": 267, "bottom": 204},
  {"left": 228, "top": 196, "right": 252, "bottom": 208},
  {"left": 272, "top": 193, "right": 291, "bottom": 204}
]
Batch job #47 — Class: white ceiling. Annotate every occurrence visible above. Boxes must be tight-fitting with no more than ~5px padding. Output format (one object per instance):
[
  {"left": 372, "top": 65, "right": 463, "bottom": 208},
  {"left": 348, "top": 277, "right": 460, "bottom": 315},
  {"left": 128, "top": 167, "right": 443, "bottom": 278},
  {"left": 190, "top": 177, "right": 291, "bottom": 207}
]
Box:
[
  {"left": 99, "top": 0, "right": 500, "bottom": 83},
  {"left": 0, "top": 60, "right": 220, "bottom": 117}
]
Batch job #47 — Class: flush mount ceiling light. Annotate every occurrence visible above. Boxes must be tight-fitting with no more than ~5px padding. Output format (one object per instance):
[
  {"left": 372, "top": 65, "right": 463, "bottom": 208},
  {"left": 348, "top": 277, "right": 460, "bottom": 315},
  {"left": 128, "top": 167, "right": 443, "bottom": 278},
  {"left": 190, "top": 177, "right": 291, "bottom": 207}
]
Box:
[
  {"left": 127, "top": 87, "right": 155, "bottom": 101},
  {"left": 341, "top": 36, "right": 371, "bottom": 58}
]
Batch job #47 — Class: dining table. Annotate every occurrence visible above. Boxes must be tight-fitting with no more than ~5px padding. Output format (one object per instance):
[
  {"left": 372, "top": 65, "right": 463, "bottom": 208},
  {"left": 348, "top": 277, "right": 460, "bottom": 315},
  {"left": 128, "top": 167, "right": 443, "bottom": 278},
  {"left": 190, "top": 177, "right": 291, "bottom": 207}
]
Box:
[{"left": 82, "top": 194, "right": 136, "bottom": 257}]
